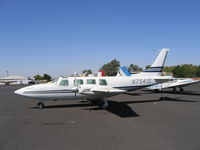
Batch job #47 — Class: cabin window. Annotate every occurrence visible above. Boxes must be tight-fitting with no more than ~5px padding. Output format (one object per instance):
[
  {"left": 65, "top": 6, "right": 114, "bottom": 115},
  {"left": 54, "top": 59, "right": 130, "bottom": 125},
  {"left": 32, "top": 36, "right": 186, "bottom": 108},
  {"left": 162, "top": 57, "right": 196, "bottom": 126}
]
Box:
[
  {"left": 60, "top": 80, "right": 69, "bottom": 86},
  {"left": 87, "top": 79, "right": 96, "bottom": 84},
  {"left": 99, "top": 79, "right": 107, "bottom": 85},
  {"left": 74, "top": 79, "right": 84, "bottom": 86}
]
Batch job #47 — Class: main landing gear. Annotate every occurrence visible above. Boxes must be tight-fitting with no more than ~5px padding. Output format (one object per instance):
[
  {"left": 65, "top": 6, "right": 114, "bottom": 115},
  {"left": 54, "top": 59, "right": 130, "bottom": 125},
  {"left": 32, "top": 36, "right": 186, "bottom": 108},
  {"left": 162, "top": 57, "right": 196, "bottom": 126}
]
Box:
[
  {"left": 180, "top": 87, "right": 184, "bottom": 93},
  {"left": 37, "top": 102, "right": 44, "bottom": 109},
  {"left": 173, "top": 87, "right": 184, "bottom": 94},
  {"left": 89, "top": 97, "right": 109, "bottom": 109},
  {"left": 173, "top": 87, "right": 177, "bottom": 93},
  {"left": 100, "top": 97, "right": 109, "bottom": 109}
]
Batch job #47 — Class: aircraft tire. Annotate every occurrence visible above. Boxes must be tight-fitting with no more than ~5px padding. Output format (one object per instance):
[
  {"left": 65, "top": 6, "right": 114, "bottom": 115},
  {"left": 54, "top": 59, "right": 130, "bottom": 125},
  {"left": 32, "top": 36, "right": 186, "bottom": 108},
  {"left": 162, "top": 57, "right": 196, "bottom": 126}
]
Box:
[
  {"left": 154, "top": 89, "right": 160, "bottom": 93},
  {"left": 37, "top": 102, "right": 44, "bottom": 109},
  {"left": 180, "top": 87, "right": 184, "bottom": 93}
]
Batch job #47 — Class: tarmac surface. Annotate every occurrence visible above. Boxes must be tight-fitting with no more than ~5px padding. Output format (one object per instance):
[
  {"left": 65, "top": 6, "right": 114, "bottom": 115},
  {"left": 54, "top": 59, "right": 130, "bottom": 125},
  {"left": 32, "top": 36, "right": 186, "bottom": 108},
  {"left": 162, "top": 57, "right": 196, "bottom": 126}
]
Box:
[{"left": 0, "top": 83, "right": 200, "bottom": 150}]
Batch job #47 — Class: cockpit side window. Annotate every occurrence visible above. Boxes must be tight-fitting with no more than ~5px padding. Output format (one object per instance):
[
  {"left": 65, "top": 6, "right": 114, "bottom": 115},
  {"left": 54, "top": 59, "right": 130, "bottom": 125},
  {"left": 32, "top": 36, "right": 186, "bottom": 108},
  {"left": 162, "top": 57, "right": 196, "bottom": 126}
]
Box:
[
  {"left": 60, "top": 80, "right": 69, "bottom": 86},
  {"left": 99, "top": 79, "right": 107, "bottom": 85},
  {"left": 87, "top": 79, "right": 96, "bottom": 84},
  {"left": 74, "top": 79, "right": 84, "bottom": 86}
]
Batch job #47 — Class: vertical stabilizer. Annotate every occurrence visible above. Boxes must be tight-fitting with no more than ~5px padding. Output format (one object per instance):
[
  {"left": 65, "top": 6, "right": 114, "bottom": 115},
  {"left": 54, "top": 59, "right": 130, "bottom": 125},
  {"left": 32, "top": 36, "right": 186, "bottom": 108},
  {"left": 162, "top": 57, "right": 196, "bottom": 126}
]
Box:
[
  {"left": 145, "top": 48, "right": 169, "bottom": 73},
  {"left": 119, "top": 48, "right": 170, "bottom": 77}
]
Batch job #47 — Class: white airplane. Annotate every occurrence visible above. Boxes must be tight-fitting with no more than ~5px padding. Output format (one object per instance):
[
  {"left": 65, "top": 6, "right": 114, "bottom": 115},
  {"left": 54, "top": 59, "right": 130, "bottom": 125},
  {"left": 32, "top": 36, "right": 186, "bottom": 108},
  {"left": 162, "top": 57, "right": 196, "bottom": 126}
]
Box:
[
  {"left": 0, "top": 75, "right": 28, "bottom": 85},
  {"left": 119, "top": 49, "right": 200, "bottom": 93},
  {"left": 147, "top": 78, "right": 200, "bottom": 93},
  {"left": 14, "top": 49, "right": 172, "bottom": 109}
]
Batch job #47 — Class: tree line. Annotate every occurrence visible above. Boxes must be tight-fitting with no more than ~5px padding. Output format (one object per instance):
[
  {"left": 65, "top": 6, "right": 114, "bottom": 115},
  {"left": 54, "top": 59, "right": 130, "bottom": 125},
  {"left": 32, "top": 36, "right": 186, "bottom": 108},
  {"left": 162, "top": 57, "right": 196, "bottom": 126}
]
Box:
[
  {"left": 34, "top": 74, "right": 52, "bottom": 81},
  {"left": 164, "top": 64, "right": 200, "bottom": 78}
]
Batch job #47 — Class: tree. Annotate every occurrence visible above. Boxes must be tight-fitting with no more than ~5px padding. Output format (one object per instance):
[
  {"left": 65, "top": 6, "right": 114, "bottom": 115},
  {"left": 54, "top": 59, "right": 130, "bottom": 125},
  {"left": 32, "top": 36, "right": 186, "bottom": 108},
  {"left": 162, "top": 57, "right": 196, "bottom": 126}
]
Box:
[
  {"left": 128, "top": 64, "right": 143, "bottom": 73},
  {"left": 34, "top": 74, "right": 52, "bottom": 81},
  {"left": 34, "top": 75, "right": 43, "bottom": 80},
  {"left": 100, "top": 59, "right": 120, "bottom": 76},
  {"left": 43, "top": 74, "right": 52, "bottom": 81},
  {"left": 82, "top": 69, "right": 92, "bottom": 76},
  {"left": 164, "top": 66, "right": 176, "bottom": 73},
  {"left": 172, "top": 64, "right": 198, "bottom": 78},
  {"left": 196, "top": 65, "right": 200, "bottom": 77},
  {"left": 145, "top": 65, "right": 151, "bottom": 70}
]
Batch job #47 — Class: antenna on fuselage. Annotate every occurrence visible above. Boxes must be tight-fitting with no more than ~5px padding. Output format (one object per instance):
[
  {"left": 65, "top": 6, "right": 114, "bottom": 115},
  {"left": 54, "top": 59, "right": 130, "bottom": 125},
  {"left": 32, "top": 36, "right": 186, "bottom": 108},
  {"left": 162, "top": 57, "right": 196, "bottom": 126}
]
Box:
[
  {"left": 74, "top": 71, "right": 77, "bottom": 86},
  {"left": 74, "top": 71, "right": 78, "bottom": 96}
]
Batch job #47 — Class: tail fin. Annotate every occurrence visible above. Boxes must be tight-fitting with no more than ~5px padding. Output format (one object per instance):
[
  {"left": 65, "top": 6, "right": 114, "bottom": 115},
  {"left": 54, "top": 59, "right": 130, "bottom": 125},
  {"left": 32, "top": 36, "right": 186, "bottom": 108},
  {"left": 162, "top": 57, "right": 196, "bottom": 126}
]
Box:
[
  {"left": 119, "top": 48, "right": 170, "bottom": 77},
  {"left": 145, "top": 48, "right": 169, "bottom": 73}
]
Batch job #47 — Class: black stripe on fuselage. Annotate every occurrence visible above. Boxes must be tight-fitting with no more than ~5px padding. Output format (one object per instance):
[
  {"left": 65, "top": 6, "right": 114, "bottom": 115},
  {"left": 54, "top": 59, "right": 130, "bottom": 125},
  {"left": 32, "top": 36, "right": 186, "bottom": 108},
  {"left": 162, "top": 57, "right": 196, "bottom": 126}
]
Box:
[
  {"left": 23, "top": 90, "right": 74, "bottom": 94},
  {"left": 115, "top": 85, "right": 149, "bottom": 91},
  {"left": 145, "top": 66, "right": 163, "bottom": 72}
]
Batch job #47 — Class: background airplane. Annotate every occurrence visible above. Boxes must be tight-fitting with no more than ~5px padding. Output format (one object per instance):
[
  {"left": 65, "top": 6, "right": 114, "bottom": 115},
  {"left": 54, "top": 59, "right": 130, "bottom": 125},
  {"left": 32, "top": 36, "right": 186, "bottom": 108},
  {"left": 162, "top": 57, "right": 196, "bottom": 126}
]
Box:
[
  {"left": 147, "top": 78, "right": 200, "bottom": 93},
  {"left": 0, "top": 75, "right": 28, "bottom": 85},
  {"left": 119, "top": 49, "right": 200, "bottom": 93}
]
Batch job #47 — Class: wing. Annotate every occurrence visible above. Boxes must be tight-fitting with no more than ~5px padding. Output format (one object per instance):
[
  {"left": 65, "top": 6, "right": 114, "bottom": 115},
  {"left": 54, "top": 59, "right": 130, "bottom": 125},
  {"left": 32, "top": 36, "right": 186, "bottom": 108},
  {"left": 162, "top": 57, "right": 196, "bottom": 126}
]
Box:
[
  {"left": 78, "top": 85, "right": 127, "bottom": 96},
  {"left": 91, "top": 87, "right": 127, "bottom": 94},
  {"left": 171, "top": 79, "right": 200, "bottom": 87}
]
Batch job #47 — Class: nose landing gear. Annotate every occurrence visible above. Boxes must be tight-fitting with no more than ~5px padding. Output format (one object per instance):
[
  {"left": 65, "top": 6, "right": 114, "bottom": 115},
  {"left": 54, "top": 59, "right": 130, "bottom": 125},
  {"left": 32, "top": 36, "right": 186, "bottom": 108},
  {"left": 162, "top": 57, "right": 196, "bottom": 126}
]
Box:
[{"left": 37, "top": 102, "right": 44, "bottom": 109}]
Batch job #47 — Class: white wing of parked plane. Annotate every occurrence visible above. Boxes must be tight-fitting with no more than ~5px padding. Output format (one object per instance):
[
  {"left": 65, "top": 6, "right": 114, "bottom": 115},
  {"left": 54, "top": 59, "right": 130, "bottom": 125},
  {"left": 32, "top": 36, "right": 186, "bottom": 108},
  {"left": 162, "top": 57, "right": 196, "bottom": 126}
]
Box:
[
  {"left": 147, "top": 78, "right": 200, "bottom": 92},
  {"left": 170, "top": 79, "right": 200, "bottom": 87}
]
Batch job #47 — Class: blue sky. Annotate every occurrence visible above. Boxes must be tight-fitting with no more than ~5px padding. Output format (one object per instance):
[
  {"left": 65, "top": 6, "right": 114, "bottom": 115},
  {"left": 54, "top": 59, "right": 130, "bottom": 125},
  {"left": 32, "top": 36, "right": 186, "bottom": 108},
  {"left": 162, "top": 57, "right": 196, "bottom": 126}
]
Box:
[{"left": 0, "top": 0, "right": 199, "bottom": 77}]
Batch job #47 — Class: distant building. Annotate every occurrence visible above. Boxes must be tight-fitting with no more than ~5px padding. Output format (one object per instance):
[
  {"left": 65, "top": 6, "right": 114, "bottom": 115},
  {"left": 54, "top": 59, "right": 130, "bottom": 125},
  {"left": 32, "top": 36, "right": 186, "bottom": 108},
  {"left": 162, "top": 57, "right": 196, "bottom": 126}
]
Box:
[{"left": 0, "top": 75, "right": 30, "bottom": 85}]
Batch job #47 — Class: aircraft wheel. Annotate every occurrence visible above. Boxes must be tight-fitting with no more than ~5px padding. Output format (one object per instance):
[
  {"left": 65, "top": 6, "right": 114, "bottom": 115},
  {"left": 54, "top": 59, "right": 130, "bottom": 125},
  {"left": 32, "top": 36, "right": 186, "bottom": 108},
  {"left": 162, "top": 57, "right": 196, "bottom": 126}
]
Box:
[
  {"left": 100, "top": 98, "right": 109, "bottom": 109},
  {"left": 37, "top": 102, "right": 44, "bottom": 109},
  {"left": 100, "top": 104, "right": 108, "bottom": 109},
  {"left": 180, "top": 87, "right": 184, "bottom": 93},
  {"left": 173, "top": 87, "right": 177, "bottom": 94}
]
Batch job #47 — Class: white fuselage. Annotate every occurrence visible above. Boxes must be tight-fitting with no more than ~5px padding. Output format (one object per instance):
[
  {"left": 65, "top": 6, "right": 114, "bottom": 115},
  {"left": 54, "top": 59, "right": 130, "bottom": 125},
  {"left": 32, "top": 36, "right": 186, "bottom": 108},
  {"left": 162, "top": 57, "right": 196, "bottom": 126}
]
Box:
[{"left": 15, "top": 75, "right": 170, "bottom": 101}]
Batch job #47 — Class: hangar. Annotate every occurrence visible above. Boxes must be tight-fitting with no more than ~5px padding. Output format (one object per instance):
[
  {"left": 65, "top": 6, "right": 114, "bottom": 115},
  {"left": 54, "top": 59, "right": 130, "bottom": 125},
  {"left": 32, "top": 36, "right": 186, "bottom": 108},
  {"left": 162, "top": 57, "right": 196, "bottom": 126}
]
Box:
[{"left": 0, "top": 75, "right": 30, "bottom": 85}]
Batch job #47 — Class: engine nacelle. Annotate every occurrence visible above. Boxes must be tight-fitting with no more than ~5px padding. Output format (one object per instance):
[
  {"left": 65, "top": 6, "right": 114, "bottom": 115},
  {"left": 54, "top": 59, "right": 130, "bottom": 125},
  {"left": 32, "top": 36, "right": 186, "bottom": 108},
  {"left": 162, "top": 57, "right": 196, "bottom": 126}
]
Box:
[{"left": 78, "top": 85, "right": 100, "bottom": 95}]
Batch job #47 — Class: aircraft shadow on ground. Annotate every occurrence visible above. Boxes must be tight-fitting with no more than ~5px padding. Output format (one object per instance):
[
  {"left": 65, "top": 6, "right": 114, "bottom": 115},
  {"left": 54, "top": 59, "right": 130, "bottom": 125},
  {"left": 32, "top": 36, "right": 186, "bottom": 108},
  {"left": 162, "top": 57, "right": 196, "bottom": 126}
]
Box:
[
  {"left": 124, "top": 93, "right": 142, "bottom": 96},
  {"left": 123, "top": 97, "right": 198, "bottom": 104},
  {"left": 84, "top": 100, "right": 140, "bottom": 118},
  {"left": 30, "top": 97, "right": 198, "bottom": 118}
]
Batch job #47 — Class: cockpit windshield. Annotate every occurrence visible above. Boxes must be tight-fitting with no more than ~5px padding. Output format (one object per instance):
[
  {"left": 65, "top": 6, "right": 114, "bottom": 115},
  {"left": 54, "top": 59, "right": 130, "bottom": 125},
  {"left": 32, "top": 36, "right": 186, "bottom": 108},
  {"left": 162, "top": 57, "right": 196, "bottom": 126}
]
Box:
[{"left": 50, "top": 78, "right": 59, "bottom": 84}]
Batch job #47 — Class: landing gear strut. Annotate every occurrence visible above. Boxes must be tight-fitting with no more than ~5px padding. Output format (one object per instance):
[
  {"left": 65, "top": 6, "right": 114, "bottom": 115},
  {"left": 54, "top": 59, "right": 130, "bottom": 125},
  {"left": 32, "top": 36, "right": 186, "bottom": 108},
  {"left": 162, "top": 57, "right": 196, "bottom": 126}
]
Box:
[
  {"left": 100, "top": 97, "right": 109, "bottom": 109},
  {"left": 180, "top": 87, "right": 184, "bottom": 93},
  {"left": 173, "top": 87, "right": 177, "bottom": 93},
  {"left": 37, "top": 102, "right": 44, "bottom": 109}
]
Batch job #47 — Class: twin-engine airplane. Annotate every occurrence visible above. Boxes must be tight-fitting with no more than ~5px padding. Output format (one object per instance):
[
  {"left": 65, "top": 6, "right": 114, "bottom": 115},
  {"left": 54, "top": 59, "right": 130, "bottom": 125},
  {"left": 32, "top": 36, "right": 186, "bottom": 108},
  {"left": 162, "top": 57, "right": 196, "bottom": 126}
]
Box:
[{"left": 15, "top": 49, "right": 172, "bottom": 109}]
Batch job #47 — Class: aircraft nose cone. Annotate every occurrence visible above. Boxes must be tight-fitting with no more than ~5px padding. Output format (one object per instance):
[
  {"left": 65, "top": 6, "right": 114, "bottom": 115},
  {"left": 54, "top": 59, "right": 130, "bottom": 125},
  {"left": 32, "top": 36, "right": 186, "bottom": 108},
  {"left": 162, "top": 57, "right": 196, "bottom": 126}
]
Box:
[{"left": 14, "top": 88, "right": 24, "bottom": 95}]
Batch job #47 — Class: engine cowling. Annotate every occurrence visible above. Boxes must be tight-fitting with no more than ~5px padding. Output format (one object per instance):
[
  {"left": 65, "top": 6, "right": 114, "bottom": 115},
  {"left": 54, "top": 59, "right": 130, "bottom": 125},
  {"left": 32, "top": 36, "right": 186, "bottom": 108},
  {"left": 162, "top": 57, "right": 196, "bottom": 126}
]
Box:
[{"left": 78, "top": 85, "right": 100, "bottom": 95}]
